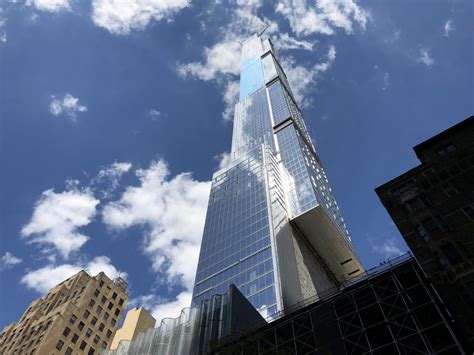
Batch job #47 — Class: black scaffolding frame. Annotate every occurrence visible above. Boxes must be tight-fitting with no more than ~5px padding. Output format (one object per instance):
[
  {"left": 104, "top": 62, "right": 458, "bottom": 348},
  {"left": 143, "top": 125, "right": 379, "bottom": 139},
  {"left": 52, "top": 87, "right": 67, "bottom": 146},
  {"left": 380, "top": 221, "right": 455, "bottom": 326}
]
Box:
[{"left": 212, "top": 255, "right": 465, "bottom": 354}]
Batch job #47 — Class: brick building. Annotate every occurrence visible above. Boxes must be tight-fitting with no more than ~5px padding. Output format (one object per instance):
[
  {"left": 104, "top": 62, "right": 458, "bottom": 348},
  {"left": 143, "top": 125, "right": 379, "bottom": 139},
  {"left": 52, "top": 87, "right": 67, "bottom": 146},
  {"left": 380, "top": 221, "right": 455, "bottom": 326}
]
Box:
[
  {"left": 375, "top": 115, "right": 474, "bottom": 348},
  {"left": 0, "top": 270, "right": 128, "bottom": 354}
]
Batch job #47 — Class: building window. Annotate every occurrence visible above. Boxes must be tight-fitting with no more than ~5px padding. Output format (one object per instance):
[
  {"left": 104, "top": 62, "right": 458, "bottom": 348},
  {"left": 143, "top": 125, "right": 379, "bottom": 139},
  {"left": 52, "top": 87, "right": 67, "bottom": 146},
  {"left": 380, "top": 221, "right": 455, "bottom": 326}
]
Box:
[
  {"left": 111, "top": 319, "right": 116, "bottom": 327},
  {"left": 78, "top": 321, "right": 85, "bottom": 331},
  {"left": 101, "top": 296, "right": 107, "bottom": 304},
  {"left": 106, "top": 330, "right": 112, "bottom": 339},
  {"left": 107, "top": 302, "right": 114, "bottom": 310},
  {"left": 98, "top": 323, "right": 105, "bottom": 332},
  {"left": 93, "top": 335, "right": 100, "bottom": 344},
  {"left": 103, "top": 312, "right": 109, "bottom": 320},
  {"left": 86, "top": 328, "right": 92, "bottom": 338},
  {"left": 441, "top": 243, "right": 463, "bottom": 265},
  {"left": 89, "top": 299, "right": 96, "bottom": 308},
  {"left": 114, "top": 308, "right": 120, "bottom": 317},
  {"left": 462, "top": 205, "right": 474, "bottom": 221},
  {"left": 65, "top": 347, "right": 73, "bottom": 355},
  {"left": 99, "top": 280, "right": 104, "bottom": 288},
  {"left": 88, "top": 347, "right": 95, "bottom": 355},
  {"left": 69, "top": 315, "right": 77, "bottom": 324},
  {"left": 94, "top": 289, "right": 100, "bottom": 297},
  {"left": 389, "top": 180, "right": 417, "bottom": 199},
  {"left": 112, "top": 292, "right": 117, "bottom": 300},
  {"left": 405, "top": 198, "right": 425, "bottom": 212},
  {"left": 442, "top": 184, "right": 458, "bottom": 197},
  {"left": 118, "top": 298, "right": 124, "bottom": 306},
  {"left": 97, "top": 306, "right": 103, "bottom": 315},
  {"left": 436, "top": 143, "right": 457, "bottom": 157},
  {"left": 80, "top": 341, "right": 87, "bottom": 350},
  {"left": 421, "top": 168, "right": 437, "bottom": 178},
  {"left": 83, "top": 310, "right": 90, "bottom": 319},
  {"left": 63, "top": 327, "right": 71, "bottom": 337},
  {"left": 417, "top": 225, "right": 429, "bottom": 241},
  {"left": 55, "top": 340, "right": 64, "bottom": 350},
  {"left": 102, "top": 341, "right": 108, "bottom": 349},
  {"left": 71, "top": 334, "right": 79, "bottom": 344},
  {"left": 418, "top": 216, "right": 448, "bottom": 239},
  {"left": 91, "top": 317, "right": 98, "bottom": 326}
]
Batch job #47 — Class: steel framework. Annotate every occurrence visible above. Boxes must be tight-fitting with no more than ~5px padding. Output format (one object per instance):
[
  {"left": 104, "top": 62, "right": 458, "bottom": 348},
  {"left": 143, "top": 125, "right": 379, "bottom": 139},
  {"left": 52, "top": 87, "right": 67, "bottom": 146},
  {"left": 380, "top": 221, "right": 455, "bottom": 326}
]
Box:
[{"left": 212, "top": 255, "right": 465, "bottom": 354}]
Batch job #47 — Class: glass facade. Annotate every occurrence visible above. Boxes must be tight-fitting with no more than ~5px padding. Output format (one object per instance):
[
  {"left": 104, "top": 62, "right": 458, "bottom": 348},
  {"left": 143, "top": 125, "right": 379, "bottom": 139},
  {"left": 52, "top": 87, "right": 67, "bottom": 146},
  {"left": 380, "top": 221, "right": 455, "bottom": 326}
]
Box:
[
  {"left": 193, "top": 147, "right": 278, "bottom": 316},
  {"left": 192, "top": 35, "right": 359, "bottom": 318}
]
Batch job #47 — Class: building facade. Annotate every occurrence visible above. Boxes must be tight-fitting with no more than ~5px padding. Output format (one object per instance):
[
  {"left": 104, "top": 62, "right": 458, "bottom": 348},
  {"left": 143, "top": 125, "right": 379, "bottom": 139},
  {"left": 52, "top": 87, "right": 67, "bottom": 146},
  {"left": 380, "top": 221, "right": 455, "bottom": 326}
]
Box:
[
  {"left": 192, "top": 35, "right": 364, "bottom": 318},
  {"left": 0, "top": 270, "right": 128, "bottom": 354},
  {"left": 110, "top": 307, "right": 156, "bottom": 350},
  {"left": 212, "top": 254, "right": 466, "bottom": 354},
  {"left": 375, "top": 116, "right": 474, "bottom": 348}
]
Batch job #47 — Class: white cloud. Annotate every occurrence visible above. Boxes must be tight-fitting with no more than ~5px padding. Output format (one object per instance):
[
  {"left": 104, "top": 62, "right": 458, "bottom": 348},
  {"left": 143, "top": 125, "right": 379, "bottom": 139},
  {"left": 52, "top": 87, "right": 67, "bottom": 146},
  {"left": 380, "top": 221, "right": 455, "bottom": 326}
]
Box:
[
  {"left": 274, "top": 33, "right": 316, "bottom": 51},
  {"left": 149, "top": 109, "right": 161, "bottom": 121},
  {"left": 177, "top": 39, "right": 242, "bottom": 121},
  {"left": 444, "top": 19, "right": 453, "bottom": 37},
  {"left": 30, "top": 13, "right": 40, "bottom": 22},
  {"left": 370, "top": 238, "right": 404, "bottom": 258},
  {"left": 418, "top": 48, "right": 434, "bottom": 67},
  {"left": 49, "top": 93, "right": 88, "bottom": 120},
  {"left": 382, "top": 72, "right": 390, "bottom": 90},
  {"left": 91, "top": 0, "right": 189, "bottom": 35},
  {"left": 276, "top": 0, "right": 368, "bottom": 36},
  {"left": 281, "top": 45, "right": 336, "bottom": 107},
  {"left": 0, "top": 9, "right": 7, "bottom": 43},
  {"left": 178, "top": 1, "right": 277, "bottom": 120},
  {"left": 96, "top": 162, "right": 132, "bottom": 181},
  {"left": 178, "top": 40, "right": 241, "bottom": 81},
  {"left": 129, "top": 291, "right": 192, "bottom": 325},
  {"left": 150, "top": 291, "right": 192, "bottom": 323},
  {"left": 86, "top": 255, "right": 127, "bottom": 281},
  {"left": 21, "top": 256, "right": 125, "bottom": 293},
  {"left": 21, "top": 187, "right": 99, "bottom": 258},
  {"left": 102, "top": 160, "right": 210, "bottom": 289},
  {"left": 222, "top": 80, "right": 240, "bottom": 121},
  {"left": 374, "top": 65, "right": 390, "bottom": 91},
  {"left": 26, "top": 0, "right": 70, "bottom": 12},
  {"left": 215, "top": 151, "right": 233, "bottom": 171},
  {"left": 0, "top": 252, "right": 22, "bottom": 270},
  {"left": 92, "top": 161, "right": 132, "bottom": 198},
  {"left": 22, "top": 264, "right": 81, "bottom": 293},
  {"left": 384, "top": 30, "right": 400, "bottom": 45},
  {"left": 128, "top": 293, "right": 162, "bottom": 310}
]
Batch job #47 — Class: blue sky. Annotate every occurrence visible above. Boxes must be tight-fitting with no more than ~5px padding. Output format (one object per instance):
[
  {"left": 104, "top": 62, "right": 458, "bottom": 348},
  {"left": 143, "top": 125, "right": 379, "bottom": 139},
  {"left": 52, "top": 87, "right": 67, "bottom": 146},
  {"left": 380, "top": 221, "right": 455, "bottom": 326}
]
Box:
[{"left": 0, "top": 0, "right": 472, "bottom": 328}]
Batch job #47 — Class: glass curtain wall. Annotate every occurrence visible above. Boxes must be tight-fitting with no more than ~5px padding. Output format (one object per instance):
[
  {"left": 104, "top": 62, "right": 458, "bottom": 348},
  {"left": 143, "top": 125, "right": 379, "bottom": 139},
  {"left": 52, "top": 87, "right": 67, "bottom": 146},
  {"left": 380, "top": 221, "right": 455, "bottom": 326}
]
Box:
[{"left": 192, "top": 34, "right": 360, "bottom": 318}]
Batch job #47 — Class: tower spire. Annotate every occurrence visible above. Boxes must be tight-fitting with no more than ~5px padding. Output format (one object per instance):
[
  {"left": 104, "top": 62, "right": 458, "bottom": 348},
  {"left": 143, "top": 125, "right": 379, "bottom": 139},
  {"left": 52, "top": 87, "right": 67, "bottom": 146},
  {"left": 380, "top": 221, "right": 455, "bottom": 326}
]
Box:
[{"left": 257, "top": 23, "right": 269, "bottom": 37}]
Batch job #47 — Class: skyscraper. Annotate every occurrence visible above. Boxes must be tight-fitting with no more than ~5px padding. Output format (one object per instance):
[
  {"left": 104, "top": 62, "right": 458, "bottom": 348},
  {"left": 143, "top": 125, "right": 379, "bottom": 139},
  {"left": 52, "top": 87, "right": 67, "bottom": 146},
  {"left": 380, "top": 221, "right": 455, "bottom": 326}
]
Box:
[{"left": 192, "top": 35, "right": 364, "bottom": 318}]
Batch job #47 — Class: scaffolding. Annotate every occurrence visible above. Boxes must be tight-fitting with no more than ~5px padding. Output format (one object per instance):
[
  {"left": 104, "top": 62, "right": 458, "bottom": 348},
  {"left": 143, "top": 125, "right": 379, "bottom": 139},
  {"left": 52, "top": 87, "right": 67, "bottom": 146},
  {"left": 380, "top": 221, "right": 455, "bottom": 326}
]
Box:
[{"left": 212, "top": 255, "right": 465, "bottom": 354}]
